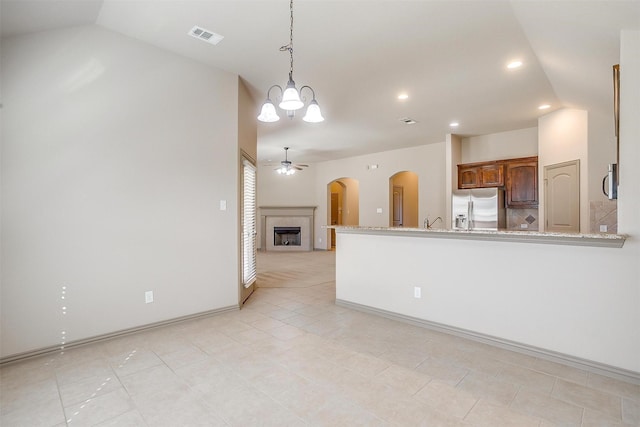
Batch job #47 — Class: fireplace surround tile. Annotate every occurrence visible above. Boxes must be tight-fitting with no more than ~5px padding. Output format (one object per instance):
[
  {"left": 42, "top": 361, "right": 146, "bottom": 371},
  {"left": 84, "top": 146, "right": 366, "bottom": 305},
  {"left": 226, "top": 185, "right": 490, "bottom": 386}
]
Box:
[{"left": 259, "top": 206, "right": 316, "bottom": 251}]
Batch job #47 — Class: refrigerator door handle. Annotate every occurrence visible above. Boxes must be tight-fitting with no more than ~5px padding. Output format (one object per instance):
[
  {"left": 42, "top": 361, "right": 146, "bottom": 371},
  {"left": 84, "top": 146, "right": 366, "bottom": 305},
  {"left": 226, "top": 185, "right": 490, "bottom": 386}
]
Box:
[{"left": 467, "top": 200, "right": 473, "bottom": 230}]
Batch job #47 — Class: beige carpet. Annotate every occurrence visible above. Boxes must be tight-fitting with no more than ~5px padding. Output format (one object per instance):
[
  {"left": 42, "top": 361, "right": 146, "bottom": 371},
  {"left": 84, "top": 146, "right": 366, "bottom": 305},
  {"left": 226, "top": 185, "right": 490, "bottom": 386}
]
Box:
[{"left": 256, "top": 250, "right": 336, "bottom": 288}]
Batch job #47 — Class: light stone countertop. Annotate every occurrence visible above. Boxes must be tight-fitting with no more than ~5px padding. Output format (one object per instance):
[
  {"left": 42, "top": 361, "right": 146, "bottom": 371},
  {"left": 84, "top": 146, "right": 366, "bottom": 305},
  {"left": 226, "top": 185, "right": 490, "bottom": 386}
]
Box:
[{"left": 324, "top": 225, "right": 627, "bottom": 248}]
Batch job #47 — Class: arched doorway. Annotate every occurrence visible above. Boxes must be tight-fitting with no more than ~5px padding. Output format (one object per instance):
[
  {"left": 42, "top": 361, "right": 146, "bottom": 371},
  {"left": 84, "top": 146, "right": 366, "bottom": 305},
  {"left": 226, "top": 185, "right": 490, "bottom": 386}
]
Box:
[
  {"left": 327, "top": 178, "right": 359, "bottom": 249},
  {"left": 389, "top": 171, "right": 419, "bottom": 227}
]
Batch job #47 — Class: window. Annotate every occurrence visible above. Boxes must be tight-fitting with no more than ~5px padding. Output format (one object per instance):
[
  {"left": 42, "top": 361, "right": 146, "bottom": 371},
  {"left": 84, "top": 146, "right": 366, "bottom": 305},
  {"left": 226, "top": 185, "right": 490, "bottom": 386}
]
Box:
[{"left": 242, "top": 158, "right": 257, "bottom": 287}]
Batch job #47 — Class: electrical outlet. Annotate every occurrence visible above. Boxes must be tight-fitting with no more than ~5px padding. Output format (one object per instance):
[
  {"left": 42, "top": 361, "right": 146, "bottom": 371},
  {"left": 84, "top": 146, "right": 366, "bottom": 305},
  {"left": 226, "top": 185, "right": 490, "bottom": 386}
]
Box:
[
  {"left": 414, "top": 287, "right": 421, "bottom": 299},
  {"left": 145, "top": 291, "right": 154, "bottom": 304},
  {"left": 600, "top": 224, "right": 608, "bottom": 232},
  {"left": 520, "top": 224, "right": 528, "bottom": 229}
]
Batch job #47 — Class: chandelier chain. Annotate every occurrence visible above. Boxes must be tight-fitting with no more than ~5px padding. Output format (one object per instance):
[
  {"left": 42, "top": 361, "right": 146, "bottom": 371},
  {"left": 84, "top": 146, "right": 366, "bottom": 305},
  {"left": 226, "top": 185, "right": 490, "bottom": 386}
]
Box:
[
  {"left": 257, "top": 0, "right": 323, "bottom": 123},
  {"left": 279, "top": 0, "right": 295, "bottom": 78}
]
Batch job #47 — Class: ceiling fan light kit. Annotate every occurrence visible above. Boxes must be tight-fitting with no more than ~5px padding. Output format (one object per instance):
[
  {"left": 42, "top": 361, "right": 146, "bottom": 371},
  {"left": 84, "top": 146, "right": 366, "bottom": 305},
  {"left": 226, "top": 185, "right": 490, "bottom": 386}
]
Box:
[
  {"left": 276, "top": 147, "right": 308, "bottom": 175},
  {"left": 257, "top": 0, "right": 324, "bottom": 124}
]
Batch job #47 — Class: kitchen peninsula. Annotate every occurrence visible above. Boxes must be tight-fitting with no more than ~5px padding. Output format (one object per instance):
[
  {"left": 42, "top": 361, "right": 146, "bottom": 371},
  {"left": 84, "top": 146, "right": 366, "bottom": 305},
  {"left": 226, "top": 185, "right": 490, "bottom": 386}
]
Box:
[
  {"left": 330, "top": 225, "right": 626, "bottom": 247},
  {"left": 330, "top": 225, "right": 637, "bottom": 380}
]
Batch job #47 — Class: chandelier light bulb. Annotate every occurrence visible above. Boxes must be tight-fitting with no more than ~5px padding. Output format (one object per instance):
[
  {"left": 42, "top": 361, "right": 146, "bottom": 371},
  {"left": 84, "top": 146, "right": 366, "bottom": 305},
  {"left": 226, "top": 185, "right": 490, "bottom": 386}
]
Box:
[
  {"left": 279, "top": 79, "right": 304, "bottom": 111},
  {"left": 303, "top": 99, "right": 324, "bottom": 123},
  {"left": 257, "top": 99, "right": 280, "bottom": 122}
]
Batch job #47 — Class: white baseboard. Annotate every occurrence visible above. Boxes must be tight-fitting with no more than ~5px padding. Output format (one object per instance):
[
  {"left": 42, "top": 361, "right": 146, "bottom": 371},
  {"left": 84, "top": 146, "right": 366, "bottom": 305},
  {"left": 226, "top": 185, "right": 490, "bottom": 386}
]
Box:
[
  {"left": 0, "top": 305, "right": 239, "bottom": 365},
  {"left": 336, "top": 299, "right": 640, "bottom": 385}
]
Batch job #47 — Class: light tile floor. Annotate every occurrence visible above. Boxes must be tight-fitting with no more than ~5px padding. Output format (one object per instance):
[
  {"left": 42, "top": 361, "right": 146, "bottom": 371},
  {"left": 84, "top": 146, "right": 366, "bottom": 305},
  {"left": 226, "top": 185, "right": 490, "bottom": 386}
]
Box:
[{"left": 1, "top": 251, "right": 639, "bottom": 426}]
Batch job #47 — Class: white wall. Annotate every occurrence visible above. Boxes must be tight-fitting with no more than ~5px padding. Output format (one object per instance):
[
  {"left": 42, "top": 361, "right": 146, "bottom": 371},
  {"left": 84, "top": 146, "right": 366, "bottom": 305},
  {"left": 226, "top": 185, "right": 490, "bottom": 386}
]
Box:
[
  {"left": 538, "top": 109, "right": 589, "bottom": 232},
  {"left": 1, "top": 26, "right": 241, "bottom": 358},
  {"left": 337, "top": 231, "right": 638, "bottom": 373},
  {"left": 461, "top": 127, "right": 538, "bottom": 163}
]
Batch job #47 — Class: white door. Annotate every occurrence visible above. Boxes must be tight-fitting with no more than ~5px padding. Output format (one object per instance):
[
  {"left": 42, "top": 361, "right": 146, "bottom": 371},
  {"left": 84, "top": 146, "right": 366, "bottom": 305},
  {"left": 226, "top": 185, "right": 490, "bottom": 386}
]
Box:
[{"left": 545, "top": 160, "right": 580, "bottom": 233}]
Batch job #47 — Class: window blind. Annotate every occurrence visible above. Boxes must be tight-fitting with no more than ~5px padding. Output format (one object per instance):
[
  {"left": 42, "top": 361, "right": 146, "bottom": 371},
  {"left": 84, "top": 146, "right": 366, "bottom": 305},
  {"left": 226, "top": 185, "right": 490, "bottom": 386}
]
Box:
[{"left": 242, "top": 159, "right": 257, "bottom": 287}]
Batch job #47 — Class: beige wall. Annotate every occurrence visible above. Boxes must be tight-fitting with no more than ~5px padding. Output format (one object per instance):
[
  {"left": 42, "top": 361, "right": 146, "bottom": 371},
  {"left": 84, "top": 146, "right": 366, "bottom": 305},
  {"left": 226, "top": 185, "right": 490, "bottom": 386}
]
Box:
[
  {"left": 461, "top": 127, "right": 538, "bottom": 163},
  {"left": 335, "top": 178, "right": 359, "bottom": 227},
  {"left": 1, "top": 26, "right": 241, "bottom": 358},
  {"left": 329, "top": 181, "right": 345, "bottom": 225},
  {"left": 588, "top": 109, "right": 618, "bottom": 203},
  {"left": 258, "top": 144, "right": 446, "bottom": 250},
  {"left": 256, "top": 160, "right": 317, "bottom": 249},
  {"left": 238, "top": 78, "right": 257, "bottom": 162},
  {"left": 445, "top": 134, "right": 462, "bottom": 227},
  {"left": 390, "top": 172, "right": 419, "bottom": 227},
  {"left": 315, "top": 144, "right": 447, "bottom": 249},
  {"left": 257, "top": 162, "right": 317, "bottom": 207},
  {"left": 617, "top": 30, "right": 640, "bottom": 238},
  {"left": 538, "top": 109, "right": 590, "bottom": 232}
]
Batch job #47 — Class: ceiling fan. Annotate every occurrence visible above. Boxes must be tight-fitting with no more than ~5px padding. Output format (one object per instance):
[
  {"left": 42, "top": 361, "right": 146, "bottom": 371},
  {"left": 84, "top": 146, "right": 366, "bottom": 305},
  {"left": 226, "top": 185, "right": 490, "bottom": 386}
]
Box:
[{"left": 276, "top": 147, "right": 308, "bottom": 175}]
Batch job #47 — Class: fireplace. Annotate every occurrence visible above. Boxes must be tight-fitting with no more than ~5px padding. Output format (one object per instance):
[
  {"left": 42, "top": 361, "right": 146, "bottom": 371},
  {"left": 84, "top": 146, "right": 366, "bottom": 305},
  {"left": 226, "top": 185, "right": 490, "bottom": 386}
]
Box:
[
  {"left": 274, "top": 227, "right": 301, "bottom": 246},
  {"left": 259, "top": 206, "right": 316, "bottom": 251}
]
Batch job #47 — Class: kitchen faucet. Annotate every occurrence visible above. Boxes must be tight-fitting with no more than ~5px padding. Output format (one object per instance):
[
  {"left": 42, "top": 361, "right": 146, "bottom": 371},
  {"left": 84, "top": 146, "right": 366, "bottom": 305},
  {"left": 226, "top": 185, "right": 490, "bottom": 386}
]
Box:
[{"left": 425, "top": 216, "right": 443, "bottom": 229}]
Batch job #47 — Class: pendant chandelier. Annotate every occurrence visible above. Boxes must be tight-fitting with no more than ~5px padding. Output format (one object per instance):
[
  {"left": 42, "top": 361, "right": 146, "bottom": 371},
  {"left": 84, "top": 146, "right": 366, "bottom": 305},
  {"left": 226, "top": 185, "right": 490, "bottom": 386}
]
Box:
[{"left": 257, "top": 0, "right": 324, "bottom": 123}]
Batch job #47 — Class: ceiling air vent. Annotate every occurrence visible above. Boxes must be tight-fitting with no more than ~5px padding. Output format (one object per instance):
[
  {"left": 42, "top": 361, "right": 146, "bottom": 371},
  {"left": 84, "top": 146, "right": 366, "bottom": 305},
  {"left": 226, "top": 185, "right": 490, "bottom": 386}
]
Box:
[
  {"left": 188, "top": 26, "right": 224, "bottom": 45},
  {"left": 399, "top": 117, "right": 417, "bottom": 125}
]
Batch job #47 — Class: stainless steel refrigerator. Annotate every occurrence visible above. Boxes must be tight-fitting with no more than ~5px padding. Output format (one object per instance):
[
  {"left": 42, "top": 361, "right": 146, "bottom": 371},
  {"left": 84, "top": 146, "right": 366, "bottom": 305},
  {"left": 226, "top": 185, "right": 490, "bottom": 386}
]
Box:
[{"left": 452, "top": 188, "right": 506, "bottom": 230}]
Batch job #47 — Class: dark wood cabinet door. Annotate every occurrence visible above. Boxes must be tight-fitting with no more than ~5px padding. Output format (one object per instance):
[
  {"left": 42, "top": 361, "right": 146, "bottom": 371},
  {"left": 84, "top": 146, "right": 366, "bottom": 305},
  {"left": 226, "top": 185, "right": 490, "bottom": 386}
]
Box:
[
  {"left": 479, "top": 164, "right": 504, "bottom": 187},
  {"left": 458, "top": 166, "right": 479, "bottom": 188},
  {"left": 506, "top": 161, "right": 538, "bottom": 207}
]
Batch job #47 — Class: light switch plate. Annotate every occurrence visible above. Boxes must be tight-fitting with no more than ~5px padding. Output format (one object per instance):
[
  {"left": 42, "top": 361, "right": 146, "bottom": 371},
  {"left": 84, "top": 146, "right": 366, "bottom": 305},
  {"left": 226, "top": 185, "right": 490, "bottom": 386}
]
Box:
[
  {"left": 145, "top": 291, "right": 154, "bottom": 304},
  {"left": 219, "top": 200, "right": 227, "bottom": 211},
  {"left": 600, "top": 224, "right": 608, "bottom": 232},
  {"left": 376, "top": 208, "right": 383, "bottom": 214}
]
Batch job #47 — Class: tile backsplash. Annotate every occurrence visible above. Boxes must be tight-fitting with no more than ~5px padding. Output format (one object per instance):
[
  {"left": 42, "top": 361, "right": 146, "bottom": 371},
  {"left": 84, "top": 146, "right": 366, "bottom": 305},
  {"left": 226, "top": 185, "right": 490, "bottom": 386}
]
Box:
[
  {"left": 590, "top": 200, "right": 617, "bottom": 234},
  {"left": 507, "top": 208, "right": 539, "bottom": 231}
]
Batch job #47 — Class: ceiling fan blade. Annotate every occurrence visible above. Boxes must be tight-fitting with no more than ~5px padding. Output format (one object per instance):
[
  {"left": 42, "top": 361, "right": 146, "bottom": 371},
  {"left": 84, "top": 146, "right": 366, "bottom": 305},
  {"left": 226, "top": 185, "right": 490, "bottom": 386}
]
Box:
[
  {"left": 294, "top": 166, "right": 303, "bottom": 170},
  {"left": 296, "top": 164, "right": 309, "bottom": 168}
]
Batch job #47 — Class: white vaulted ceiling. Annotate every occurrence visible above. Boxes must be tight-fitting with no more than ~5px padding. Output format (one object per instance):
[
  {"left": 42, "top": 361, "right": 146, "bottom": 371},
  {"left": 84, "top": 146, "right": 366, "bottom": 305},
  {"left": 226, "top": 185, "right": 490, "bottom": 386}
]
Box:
[{"left": 2, "top": 1, "right": 639, "bottom": 163}]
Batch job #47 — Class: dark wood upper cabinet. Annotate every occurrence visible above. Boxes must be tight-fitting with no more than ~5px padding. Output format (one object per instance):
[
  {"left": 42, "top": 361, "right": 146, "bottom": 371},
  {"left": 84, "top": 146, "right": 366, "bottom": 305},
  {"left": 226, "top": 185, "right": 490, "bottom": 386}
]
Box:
[
  {"left": 479, "top": 164, "right": 504, "bottom": 187},
  {"left": 458, "top": 156, "right": 538, "bottom": 208},
  {"left": 457, "top": 162, "right": 504, "bottom": 188},
  {"left": 505, "top": 158, "right": 538, "bottom": 208},
  {"left": 458, "top": 165, "right": 480, "bottom": 188}
]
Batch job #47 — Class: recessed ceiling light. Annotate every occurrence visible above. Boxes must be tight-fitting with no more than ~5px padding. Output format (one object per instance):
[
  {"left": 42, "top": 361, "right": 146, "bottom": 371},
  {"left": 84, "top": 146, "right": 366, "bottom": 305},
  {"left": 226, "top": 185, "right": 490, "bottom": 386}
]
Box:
[
  {"left": 538, "top": 104, "right": 551, "bottom": 110},
  {"left": 397, "top": 93, "right": 409, "bottom": 100},
  {"left": 449, "top": 122, "right": 459, "bottom": 127},
  {"left": 507, "top": 60, "right": 523, "bottom": 69}
]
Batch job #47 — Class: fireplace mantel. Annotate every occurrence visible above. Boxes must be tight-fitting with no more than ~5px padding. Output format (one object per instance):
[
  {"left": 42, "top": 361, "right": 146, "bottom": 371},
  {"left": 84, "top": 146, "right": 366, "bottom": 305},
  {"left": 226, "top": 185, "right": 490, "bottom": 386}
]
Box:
[
  {"left": 259, "top": 206, "right": 316, "bottom": 251},
  {"left": 259, "top": 206, "right": 317, "bottom": 216}
]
